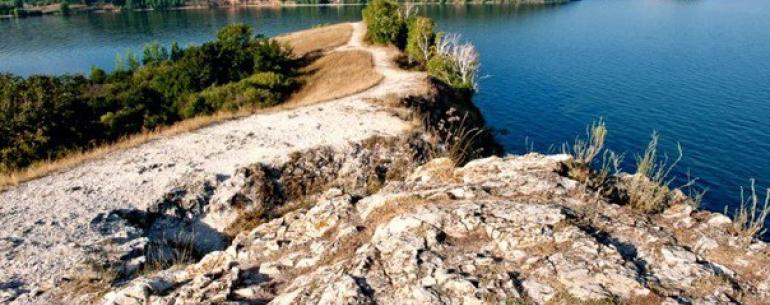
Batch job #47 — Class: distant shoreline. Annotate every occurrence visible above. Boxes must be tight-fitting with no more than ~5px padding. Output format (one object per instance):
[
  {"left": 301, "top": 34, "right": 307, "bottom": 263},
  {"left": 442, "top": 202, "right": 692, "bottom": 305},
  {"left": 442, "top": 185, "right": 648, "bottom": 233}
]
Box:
[
  {"left": 0, "top": 3, "right": 367, "bottom": 20},
  {"left": 0, "top": 3, "right": 364, "bottom": 19},
  {"left": 0, "top": 1, "right": 567, "bottom": 20}
]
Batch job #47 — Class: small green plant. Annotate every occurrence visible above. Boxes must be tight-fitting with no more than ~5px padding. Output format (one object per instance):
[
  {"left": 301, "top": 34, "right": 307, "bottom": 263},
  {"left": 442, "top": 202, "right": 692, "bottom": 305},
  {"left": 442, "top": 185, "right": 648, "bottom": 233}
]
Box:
[
  {"left": 179, "top": 71, "right": 294, "bottom": 118},
  {"left": 728, "top": 179, "right": 770, "bottom": 241},
  {"left": 362, "top": 0, "right": 404, "bottom": 45}
]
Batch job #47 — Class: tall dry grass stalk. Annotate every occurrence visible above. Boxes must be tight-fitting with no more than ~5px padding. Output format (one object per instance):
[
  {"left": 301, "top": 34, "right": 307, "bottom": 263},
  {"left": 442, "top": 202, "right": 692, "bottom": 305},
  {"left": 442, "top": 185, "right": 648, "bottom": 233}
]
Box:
[
  {"left": 399, "top": 2, "right": 417, "bottom": 20},
  {"left": 729, "top": 179, "right": 770, "bottom": 241},
  {"left": 681, "top": 170, "right": 707, "bottom": 209},
  {"left": 562, "top": 119, "right": 608, "bottom": 184},
  {"left": 623, "top": 132, "right": 682, "bottom": 213},
  {"left": 424, "top": 110, "right": 483, "bottom": 166}
]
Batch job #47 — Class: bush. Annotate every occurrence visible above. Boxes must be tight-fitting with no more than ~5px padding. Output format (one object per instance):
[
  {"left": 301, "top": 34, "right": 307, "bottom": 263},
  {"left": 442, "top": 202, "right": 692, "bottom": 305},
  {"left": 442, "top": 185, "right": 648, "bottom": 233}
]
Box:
[
  {"left": 179, "top": 72, "right": 296, "bottom": 118},
  {"left": 142, "top": 42, "right": 169, "bottom": 66},
  {"left": 216, "top": 23, "right": 253, "bottom": 50},
  {"left": 729, "top": 179, "right": 770, "bottom": 242},
  {"left": 90, "top": 66, "right": 107, "bottom": 83},
  {"left": 362, "top": 0, "right": 404, "bottom": 45},
  {"left": 0, "top": 74, "right": 98, "bottom": 171},
  {"left": 427, "top": 33, "right": 480, "bottom": 91},
  {"left": 405, "top": 16, "right": 435, "bottom": 66}
]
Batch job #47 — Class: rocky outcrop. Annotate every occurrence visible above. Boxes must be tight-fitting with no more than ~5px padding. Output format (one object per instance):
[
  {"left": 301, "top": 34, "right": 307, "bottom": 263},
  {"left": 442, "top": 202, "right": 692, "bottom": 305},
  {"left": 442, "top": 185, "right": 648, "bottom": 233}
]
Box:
[{"left": 90, "top": 154, "right": 770, "bottom": 305}]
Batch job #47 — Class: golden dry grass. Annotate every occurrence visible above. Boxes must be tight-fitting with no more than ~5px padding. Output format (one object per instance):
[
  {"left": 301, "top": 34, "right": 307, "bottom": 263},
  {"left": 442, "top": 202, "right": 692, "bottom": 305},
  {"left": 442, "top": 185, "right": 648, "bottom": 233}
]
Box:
[
  {"left": 275, "top": 23, "right": 354, "bottom": 57},
  {"left": 287, "top": 50, "right": 383, "bottom": 106}
]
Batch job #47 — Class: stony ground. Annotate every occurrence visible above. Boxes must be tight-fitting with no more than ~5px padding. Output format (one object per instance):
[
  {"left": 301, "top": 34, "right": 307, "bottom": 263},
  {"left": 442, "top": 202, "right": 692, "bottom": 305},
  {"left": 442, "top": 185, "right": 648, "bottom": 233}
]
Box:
[
  {"left": 101, "top": 155, "right": 770, "bottom": 305},
  {"left": 0, "top": 22, "right": 426, "bottom": 304}
]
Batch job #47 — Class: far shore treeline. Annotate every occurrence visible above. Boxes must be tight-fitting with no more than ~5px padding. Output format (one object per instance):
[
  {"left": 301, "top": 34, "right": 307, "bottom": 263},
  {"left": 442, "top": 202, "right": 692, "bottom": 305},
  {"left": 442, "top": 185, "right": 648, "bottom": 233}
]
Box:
[
  {"left": 0, "top": 24, "right": 298, "bottom": 171},
  {"left": 0, "top": 0, "right": 569, "bottom": 18}
]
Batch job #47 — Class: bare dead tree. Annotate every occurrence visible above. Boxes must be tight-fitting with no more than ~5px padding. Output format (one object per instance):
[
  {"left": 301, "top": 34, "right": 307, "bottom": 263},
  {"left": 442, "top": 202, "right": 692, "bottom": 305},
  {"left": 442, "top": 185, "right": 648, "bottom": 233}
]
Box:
[
  {"left": 434, "top": 33, "right": 480, "bottom": 89},
  {"left": 418, "top": 32, "right": 433, "bottom": 64},
  {"left": 400, "top": 2, "right": 417, "bottom": 21},
  {"left": 435, "top": 33, "right": 460, "bottom": 56},
  {"left": 453, "top": 43, "right": 480, "bottom": 89}
]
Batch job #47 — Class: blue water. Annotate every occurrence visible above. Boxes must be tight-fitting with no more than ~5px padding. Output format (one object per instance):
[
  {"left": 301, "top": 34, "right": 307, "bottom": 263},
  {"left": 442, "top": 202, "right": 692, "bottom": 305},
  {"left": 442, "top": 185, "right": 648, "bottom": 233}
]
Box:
[
  {"left": 426, "top": 1, "right": 770, "bottom": 215},
  {"left": 1, "top": 1, "right": 770, "bottom": 216}
]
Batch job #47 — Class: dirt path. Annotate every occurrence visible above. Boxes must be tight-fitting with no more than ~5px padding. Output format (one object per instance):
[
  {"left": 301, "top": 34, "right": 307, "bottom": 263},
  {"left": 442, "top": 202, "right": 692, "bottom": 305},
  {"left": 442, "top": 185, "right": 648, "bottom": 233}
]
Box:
[{"left": 0, "top": 22, "right": 425, "bottom": 304}]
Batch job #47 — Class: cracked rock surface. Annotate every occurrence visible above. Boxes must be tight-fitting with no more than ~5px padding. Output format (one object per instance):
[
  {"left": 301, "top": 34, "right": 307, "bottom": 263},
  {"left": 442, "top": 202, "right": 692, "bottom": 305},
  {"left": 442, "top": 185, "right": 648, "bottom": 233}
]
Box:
[{"left": 94, "top": 155, "right": 770, "bottom": 305}]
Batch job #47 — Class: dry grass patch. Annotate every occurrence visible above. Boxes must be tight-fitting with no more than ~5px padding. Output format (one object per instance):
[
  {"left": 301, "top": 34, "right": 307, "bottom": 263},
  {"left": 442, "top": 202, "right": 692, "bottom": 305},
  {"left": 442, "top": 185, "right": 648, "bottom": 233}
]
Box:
[
  {"left": 275, "top": 23, "right": 354, "bottom": 57},
  {"left": 287, "top": 50, "right": 383, "bottom": 106},
  {"left": 728, "top": 179, "right": 770, "bottom": 242}
]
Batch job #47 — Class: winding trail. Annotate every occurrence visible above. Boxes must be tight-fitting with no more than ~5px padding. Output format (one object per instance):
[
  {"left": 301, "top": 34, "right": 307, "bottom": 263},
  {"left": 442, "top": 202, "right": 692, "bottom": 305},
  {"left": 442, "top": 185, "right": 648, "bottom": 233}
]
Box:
[{"left": 0, "top": 22, "right": 426, "bottom": 304}]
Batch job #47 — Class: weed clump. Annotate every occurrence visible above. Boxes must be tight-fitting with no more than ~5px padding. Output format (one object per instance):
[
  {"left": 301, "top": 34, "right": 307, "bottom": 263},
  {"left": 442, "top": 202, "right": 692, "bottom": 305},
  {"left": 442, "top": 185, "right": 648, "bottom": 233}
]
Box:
[
  {"left": 728, "top": 179, "right": 770, "bottom": 241},
  {"left": 619, "top": 132, "right": 682, "bottom": 213},
  {"left": 562, "top": 123, "right": 691, "bottom": 214}
]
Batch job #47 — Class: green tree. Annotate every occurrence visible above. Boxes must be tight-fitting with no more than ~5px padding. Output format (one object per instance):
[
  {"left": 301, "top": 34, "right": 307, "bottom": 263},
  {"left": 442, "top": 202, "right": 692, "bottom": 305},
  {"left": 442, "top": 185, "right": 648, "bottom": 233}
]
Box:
[
  {"left": 362, "top": 0, "right": 404, "bottom": 45},
  {"left": 114, "top": 53, "right": 125, "bottom": 73},
  {"left": 216, "top": 23, "right": 253, "bottom": 50},
  {"left": 126, "top": 50, "right": 140, "bottom": 71},
  {"left": 90, "top": 66, "right": 107, "bottom": 83},
  {"left": 142, "top": 41, "right": 169, "bottom": 66},
  {"left": 0, "top": 24, "right": 300, "bottom": 172},
  {"left": 170, "top": 42, "right": 183, "bottom": 61}
]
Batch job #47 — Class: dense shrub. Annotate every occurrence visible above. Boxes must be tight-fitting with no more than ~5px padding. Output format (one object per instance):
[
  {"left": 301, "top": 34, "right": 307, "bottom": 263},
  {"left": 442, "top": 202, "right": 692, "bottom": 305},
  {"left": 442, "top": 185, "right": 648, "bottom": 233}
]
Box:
[
  {"left": 427, "top": 33, "right": 480, "bottom": 91},
  {"left": 362, "top": 0, "right": 404, "bottom": 45},
  {"left": 0, "top": 24, "right": 298, "bottom": 171},
  {"left": 405, "top": 16, "right": 435, "bottom": 66},
  {"left": 0, "top": 74, "right": 98, "bottom": 171},
  {"left": 142, "top": 42, "right": 169, "bottom": 66},
  {"left": 179, "top": 72, "right": 296, "bottom": 118}
]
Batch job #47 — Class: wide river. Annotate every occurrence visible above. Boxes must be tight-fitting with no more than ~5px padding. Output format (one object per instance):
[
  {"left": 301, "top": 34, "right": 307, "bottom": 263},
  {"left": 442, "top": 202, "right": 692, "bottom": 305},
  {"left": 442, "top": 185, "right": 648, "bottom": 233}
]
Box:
[{"left": 2, "top": 0, "right": 770, "bottom": 218}]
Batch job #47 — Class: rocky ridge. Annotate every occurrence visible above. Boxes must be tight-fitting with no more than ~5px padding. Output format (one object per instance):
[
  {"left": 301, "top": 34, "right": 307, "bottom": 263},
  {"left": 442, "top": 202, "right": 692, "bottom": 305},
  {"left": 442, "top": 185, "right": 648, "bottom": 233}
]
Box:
[{"left": 88, "top": 152, "right": 770, "bottom": 305}]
